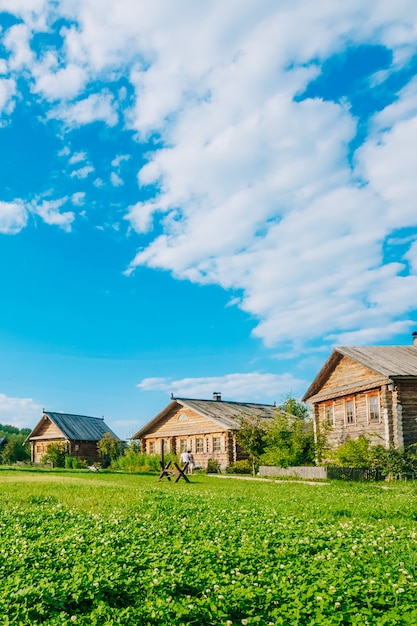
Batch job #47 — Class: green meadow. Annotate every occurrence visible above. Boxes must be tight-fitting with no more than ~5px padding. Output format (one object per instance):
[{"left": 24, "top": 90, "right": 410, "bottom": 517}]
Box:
[{"left": 1, "top": 469, "right": 417, "bottom": 625}]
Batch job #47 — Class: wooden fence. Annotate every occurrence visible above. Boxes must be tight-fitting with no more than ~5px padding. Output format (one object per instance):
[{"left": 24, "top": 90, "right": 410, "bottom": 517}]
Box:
[{"left": 258, "top": 465, "right": 385, "bottom": 481}]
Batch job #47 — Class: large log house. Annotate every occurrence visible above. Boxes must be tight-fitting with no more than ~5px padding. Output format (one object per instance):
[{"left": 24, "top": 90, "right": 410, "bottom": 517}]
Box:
[
  {"left": 303, "top": 334, "right": 417, "bottom": 450},
  {"left": 131, "top": 394, "right": 277, "bottom": 470}
]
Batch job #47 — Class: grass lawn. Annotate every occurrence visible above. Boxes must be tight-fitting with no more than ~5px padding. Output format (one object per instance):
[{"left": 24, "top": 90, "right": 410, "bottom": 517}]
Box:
[{"left": 1, "top": 468, "right": 417, "bottom": 625}]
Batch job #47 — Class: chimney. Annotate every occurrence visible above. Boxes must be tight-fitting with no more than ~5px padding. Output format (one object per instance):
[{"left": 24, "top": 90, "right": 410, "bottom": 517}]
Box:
[
  {"left": 413, "top": 332, "right": 417, "bottom": 347},
  {"left": 213, "top": 392, "right": 222, "bottom": 402}
]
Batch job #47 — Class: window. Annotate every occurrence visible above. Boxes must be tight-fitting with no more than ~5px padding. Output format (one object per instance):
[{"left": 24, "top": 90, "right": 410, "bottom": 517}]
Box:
[
  {"left": 213, "top": 436, "right": 221, "bottom": 453},
  {"left": 324, "top": 403, "right": 334, "bottom": 426},
  {"left": 149, "top": 441, "right": 155, "bottom": 454},
  {"left": 345, "top": 399, "right": 355, "bottom": 425},
  {"left": 178, "top": 413, "right": 188, "bottom": 421},
  {"left": 196, "top": 438, "right": 204, "bottom": 453},
  {"left": 179, "top": 439, "right": 188, "bottom": 453},
  {"left": 368, "top": 394, "right": 380, "bottom": 422}
]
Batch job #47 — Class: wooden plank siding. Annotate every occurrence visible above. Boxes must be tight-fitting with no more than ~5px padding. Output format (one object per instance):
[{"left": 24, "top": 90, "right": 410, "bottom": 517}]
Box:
[
  {"left": 313, "top": 356, "right": 391, "bottom": 449},
  {"left": 309, "top": 356, "right": 388, "bottom": 402}
]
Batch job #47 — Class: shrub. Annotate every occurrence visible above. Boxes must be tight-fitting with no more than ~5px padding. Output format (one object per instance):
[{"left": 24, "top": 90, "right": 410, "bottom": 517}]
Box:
[
  {"left": 1, "top": 437, "right": 30, "bottom": 464},
  {"left": 226, "top": 459, "right": 252, "bottom": 474},
  {"left": 41, "top": 443, "right": 67, "bottom": 468},
  {"left": 206, "top": 458, "right": 221, "bottom": 473},
  {"left": 111, "top": 448, "right": 178, "bottom": 472},
  {"left": 64, "top": 456, "right": 86, "bottom": 469}
]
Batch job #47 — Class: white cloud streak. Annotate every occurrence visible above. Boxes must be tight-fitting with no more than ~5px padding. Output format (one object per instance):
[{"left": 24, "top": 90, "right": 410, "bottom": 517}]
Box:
[
  {"left": 137, "top": 372, "right": 306, "bottom": 403},
  {"left": 0, "top": 393, "right": 42, "bottom": 430}
]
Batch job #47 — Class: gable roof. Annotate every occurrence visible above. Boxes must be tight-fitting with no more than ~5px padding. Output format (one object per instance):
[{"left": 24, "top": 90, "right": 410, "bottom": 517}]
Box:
[
  {"left": 132, "top": 397, "right": 277, "bottom": 439},
  {"left": 28, "top": 412, "right": 119, "bottom": 442},
  {"left": 303, "top": 345, "right": 417, "bottom": 402}
]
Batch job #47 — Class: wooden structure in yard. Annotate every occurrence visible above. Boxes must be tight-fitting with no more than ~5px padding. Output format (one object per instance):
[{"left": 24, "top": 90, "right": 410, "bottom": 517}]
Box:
[
  {"left": 131, "top": 394, "right": 277, "bottom": 471},
  {"left": 303, "top": 334, "right": 417, "bottom": 450},
  {"left": 27, "top": 411, "right": 120, "bottom": 464},
  {"left": 158, "top": 440, "right": 190, "bottom": 483}
]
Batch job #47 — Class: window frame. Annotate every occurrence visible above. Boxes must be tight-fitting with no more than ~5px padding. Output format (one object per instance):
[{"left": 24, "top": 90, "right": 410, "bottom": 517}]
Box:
[
  {"left": 195, "top": 438, "right": 204, "bottom": 453},
  {"left": 179, "top": 439, "right": 188, "bottom": 453},
  {"left": 323, "top": 402, "right": 334, "bottom": 426},
  {"left": 148, "top": 441, "right": 156, "bottom": 454},
  {"left": 367, "top": 393, "right": 381, "bottom": 423},
  {"left": 344, "top": 397, "right": 356, "bottom": 426},
  {"left": 212, "top": 436, "right": 222, "bottom": 453}
]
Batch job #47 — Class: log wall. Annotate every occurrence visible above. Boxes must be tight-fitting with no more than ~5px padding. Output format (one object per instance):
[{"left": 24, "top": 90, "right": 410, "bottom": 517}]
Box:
[
  {"left": 140, "top": 405, "right": 236, "bottom": 469},
  {"left": 397, "top": 380, "right": 417, "bottom": 448}
]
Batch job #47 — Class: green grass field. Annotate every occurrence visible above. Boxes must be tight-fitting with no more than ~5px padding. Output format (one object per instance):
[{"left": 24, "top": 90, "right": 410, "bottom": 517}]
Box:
[{"left": 1, "top": 468, "right": 417, "bottom": 625}]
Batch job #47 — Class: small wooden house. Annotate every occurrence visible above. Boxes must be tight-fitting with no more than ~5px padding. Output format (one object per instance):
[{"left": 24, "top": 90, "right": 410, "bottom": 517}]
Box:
[
  {"left": 27, "top": 411, "right": 120, "bottom": 464},
  {"left": 131, "top": 394, "right": 277, "bottom": 470},
  {"left": 302, "top": 335, "right": 417, "bottom": 450}
]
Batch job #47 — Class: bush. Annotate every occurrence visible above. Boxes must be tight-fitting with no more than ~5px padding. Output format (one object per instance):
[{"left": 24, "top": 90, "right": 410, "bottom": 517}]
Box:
[
  {"left": 111, "top": 448, "right": 178, "bottom": 472},
  {"left": 206, "top": 458, "right": 221, "bottom": 473},
  {"left": 226, "top": 459, "right": 252, "bottom": 474},
  {"left": 64, "top": 456, "right": 86, "bottom": 469},
  {"left": 41, "top": 443, "right": 67, "bottom": 468},
  {"left": 1, "top": 437, "right": 30, "bottom": 464}
]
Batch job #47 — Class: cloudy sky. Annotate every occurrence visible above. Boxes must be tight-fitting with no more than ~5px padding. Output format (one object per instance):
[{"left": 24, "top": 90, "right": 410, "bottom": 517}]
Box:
[{"left": 0, "top": 0, "right": 417, "bottom": 437}]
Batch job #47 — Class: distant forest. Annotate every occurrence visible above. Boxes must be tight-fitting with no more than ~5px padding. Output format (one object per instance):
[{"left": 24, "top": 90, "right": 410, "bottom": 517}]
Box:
[{"left": 0, "top": 423, "right": 31, "bottom": 438}]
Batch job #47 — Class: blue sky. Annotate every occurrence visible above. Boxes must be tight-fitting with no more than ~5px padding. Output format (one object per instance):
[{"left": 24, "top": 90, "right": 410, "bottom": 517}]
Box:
[{"left": 0, "top": 1, "right": 417, "bottom": 438}]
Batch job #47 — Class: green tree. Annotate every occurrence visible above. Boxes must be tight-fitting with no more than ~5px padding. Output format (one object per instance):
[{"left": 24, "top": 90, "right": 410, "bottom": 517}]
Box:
[
  {"left": 1, "top": 436, "right": 30, "bottom": 464},
  {"left": 261, "top": 396, "right": 314, "bottom": 468},
  {"left": 235, "top": 412, "right": 266, "bottom": 476},
  {"left": 97, "top": 432, "right": 124, "bottom": 467}
]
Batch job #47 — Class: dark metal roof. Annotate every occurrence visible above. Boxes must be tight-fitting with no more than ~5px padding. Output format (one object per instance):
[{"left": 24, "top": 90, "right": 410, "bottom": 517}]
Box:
[
  {"left": 29, "top": 412, "right": 119, "bottom": 442},
  {"left": 303, "top": 345, "right": 417, "bottom": 402},
  {"left": 132, "top": 397, "right": 277, "bottom": 439}
]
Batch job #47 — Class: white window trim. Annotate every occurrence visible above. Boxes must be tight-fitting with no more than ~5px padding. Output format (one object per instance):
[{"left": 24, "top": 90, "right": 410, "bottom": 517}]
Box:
[
  {"left": 324, "top": 402, "right": 335, "bottom": 427},
  {"left": 212, "top": 436, "right": 222, "bottom": 453},
  {"left": 367, "top": 393, "right": 381, "bottom": 424},
  {"left": 344, "top": 397, "right": 356, "bottom": 426}
]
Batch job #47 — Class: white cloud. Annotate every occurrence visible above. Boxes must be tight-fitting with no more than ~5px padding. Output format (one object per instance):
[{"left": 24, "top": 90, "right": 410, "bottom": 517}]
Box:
[
  {"left": 0, "top": 200, "right": 28, "bottom": 234},
  {"left": 111, "top": 154, "right": 130, "bottom": 167},
  {"left": 71, "top": 192, "right": 86, "bottom": 206},
  {"left": 34, "top": 62, "right": 87, "bottom": 101},
  {"left": 0, "top": 77, "right": 16, "bottom": 116},
  {"left": 137, "top": 372, "right": 306, "bottom": 402},
  {"left": 31, "top": 197, "right": 75, "bottom": 231},
  {"left": 49, "top": 91, "right": 118, "bottom": 127},
  {"left": 3, "top": 23, "right": 34, "bottom": 70},
  {"left": 0, "top": 393, "right": 42, "bottom": 430},
  {"left": 70, "top": 165, "right": 94, "bottom": 179},
  {"left": 69, "top": 151, "right": 87, "bottom": 165},
  {"left": 110, "top": 172, "right": 124, "bottom": 187}
]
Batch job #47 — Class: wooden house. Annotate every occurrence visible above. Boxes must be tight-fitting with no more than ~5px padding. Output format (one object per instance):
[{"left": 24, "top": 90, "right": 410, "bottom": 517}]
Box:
[
  {"left": 131, "top": 393, "right": 277, "bottom": 470},
  {"left": 302, "top": 335, "right": 417, "bottom": 450},
  {"left": 27, "top": 411, "right": 120, "bottom": 464}
]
